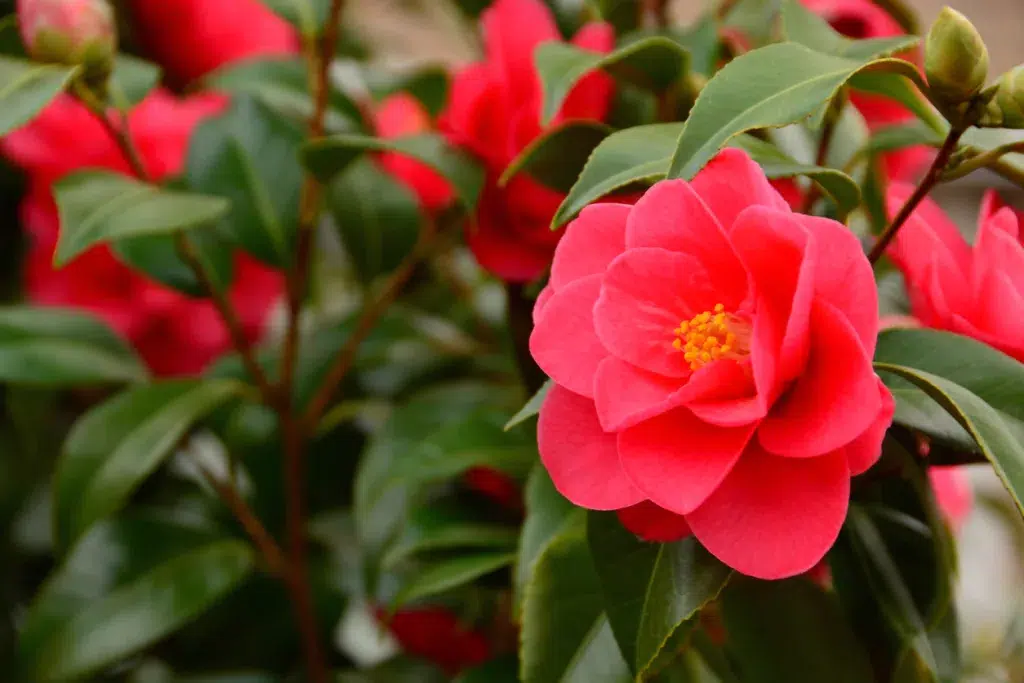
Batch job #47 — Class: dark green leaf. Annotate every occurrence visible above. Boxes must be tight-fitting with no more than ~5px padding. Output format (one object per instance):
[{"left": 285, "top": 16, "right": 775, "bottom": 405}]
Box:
[
  {"left": 302, "top": 133, "right": 485, "bottom": 212},
  {"left": 500, "top": 121, "right": 613, "bottom": 192},
  {"left": 259, "top": 0, "right": 330, "bottom": 32},
  {"left": 110, "top": 55, "right": 162, "bottom": 108},
  {"left": 0, "top": 16, "right": 26, "bottom": 57},
  {"left": 721, "top": 578, "right": 875, "bottom": 683},
  {"left": 848, "top": 71, "right": 944, "bottom": 131},
  {"left": 328, "top": 157, "right": 422, "bottom": 283},
  {"left": 455, "top": 656, "right": 520, "bottom": 683},
  {"left": 506, "top": 380, "right": 552, "bottom": 431},
  {"left": 393, "top": 551, "right": 515, "bottom": 608},
  {"left": 521, "top": 519, "right": 632, "bottom": 683},
  {"left": 204, "top": 57, "right": 362, "bottom": 132},
  {"left": 588, "top": 512, "right": 732, "bottom": 677},
  {"left": 368, "top": 66, "right": 450, "bottom": 118},
  {"left": 382, "top": 500, "right": 519, "bottom": 567},
  {"left": 0, "top": 306, "right": 146, "bottom": 386},
  {"left": 781, "top": 0, "right": 918, "bottom": 60},
  {"left": 0, "top": 56, "right": 77, "bottom": 135},
  {"left": 666, "top": 43, "right": 922, "bottom": 180},
  {"left": 536, "top": 36, "right": 690, "bottom": 124},
  {"left": 186, "top": 96, "right": 303, "bottom": 266},
  {"left": 515, "top": 466, "right": 577, "bottom": 613},
  {"left": 53, "top": 171, "right": 228, "bottom": 266},
  {"left": 114, "top": 227, "right": 235, "bottom": 296},
  {"left": 54, "top": 380, "right": 242, "bottom": 548}
]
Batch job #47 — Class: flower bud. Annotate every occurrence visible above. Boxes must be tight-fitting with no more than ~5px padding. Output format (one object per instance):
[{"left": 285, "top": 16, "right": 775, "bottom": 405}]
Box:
[
  {"left": 989, "top": 66, "right": 1024, "bottom": 128},
  {"left": 925, "top": 7, "right": 989, "bottom": 104},
  {"left": 17, "top": 0, "right": 116, "bottom": 69}
]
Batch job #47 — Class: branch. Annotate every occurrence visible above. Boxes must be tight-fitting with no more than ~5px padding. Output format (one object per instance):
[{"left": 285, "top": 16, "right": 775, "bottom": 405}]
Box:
[{"left": 942, "top": 141, "right": 1024, "bottom": 182}]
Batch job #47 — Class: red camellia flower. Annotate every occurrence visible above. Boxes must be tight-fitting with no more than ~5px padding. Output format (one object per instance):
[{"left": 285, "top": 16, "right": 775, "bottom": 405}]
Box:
[
  {"left": 530, "top": 149, "right": 893, "bottom": 579},
  {"left": 442, "top": 0, "right": 614, "bottom": 282},
  {"left": 930, "top": 466, "right": 973, "bottom": 533},
  {"left": 379, "top": 607, "right": 490, "bottom": 676},
  {"left": 126, "top": 0, "right": 298, "bottom": 86},
  {"left": 2, "top": 91, "right": 283, "bottom": 376},
  {"left": 375, "top": 93, "right": 454, "bottom": 212},
  {"left": 887, "top": 185, "right": 1024, "bottom": 362}
]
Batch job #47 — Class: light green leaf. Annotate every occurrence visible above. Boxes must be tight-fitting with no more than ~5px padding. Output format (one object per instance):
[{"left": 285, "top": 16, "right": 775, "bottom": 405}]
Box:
[
  {"left": 848, "top": 71, "right": 945, "bottom": 132},
  {"left": 110, "top": 55, "right": 161, "bottom": 108},
  {"left": 54, "top": 380, "right": 242, "bottom": 548},
  {"left": 302, "top": 133, "right": 485, "bottom": 212},
  {"left": 588, "top": 512, "right": 732, "bottom": 677},
  {"left": 0, "top": 56, "right": 77, "bottom": 135},
  {"left": 500, "top": 121, "right": 613, "bottom": 192},
  {"left": 536, "top": 36, "right": 690, "bottom": 124},
  {"left": 53, "top": 171, "right": 229, "bottom": 266},
  {"left": 666, "top": 43, "right": 921, "bottom": 180},
  {"left": 0, "top": 307, "right": 146, "bottom": 386},
  {"left": 506, "top": 380, "right": 552, "bottom": 431},
  {"left": 781, "top": 0, "right": 919, "bottom": 60},
  {"left": 393, "top": 551, "right": 515, "bottom": 608}
]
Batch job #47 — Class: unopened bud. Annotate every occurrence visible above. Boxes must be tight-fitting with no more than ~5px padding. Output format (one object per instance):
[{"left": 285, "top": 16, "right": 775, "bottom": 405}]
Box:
[
  {"left": 925, "top": 7, "right": 989, "bottom": 104},
  {"left": 17, "top": 0, "right": 116, "bottom": 70},
  {"left": 987, "top": 66, "right": 1024, "bottom": 128}
]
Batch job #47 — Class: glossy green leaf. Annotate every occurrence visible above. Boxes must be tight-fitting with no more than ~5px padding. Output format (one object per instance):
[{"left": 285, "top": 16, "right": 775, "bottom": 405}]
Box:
[
  {"left": 302, "top": 133, "right": 485, "bottom": 212},
  {"left": 382, "top": 500, "right": 519, "bottom": 567},
  {"left": 515, "top": 466, "right": 578, "bottom": 614},
  {"left": 204, "top": 57, "right": 362, "bottom": 132},
  {"left": 0, "top": 56, "right": 77, "bottom": 135},
  {"left": 848, "top": 71, "right": 945, "bottom": 132},
  {"left": 393, "top": 551, "right": 515, "bottom": 608},
  {"left": 536, "top": 36, "right": 690, "bottom": 124},
  {"left": 114, "top": 227, "right": 235, "bottom": 296},
  {"left": 54, "top": 380, "right": 242, "bottom": 548},
  {"left": 110, "top": 55, "right": 162, "bottom": 108},
  {"left": 721, "top": 578, "right": 875, "bottom": 683},
  {"left": 500, "top": 121, "right": 613, "bottom": 192},
  {"left": 666, "top": 43, "right": 921, "bottom": 180},
  {"left": 874, "top": 362, "right": 1024, "bottom": 516},
  {"left": 781, "top": 0, "right": 919, "bottom": 60},
  {"left": 506, "top": 380, "right": 552, "bottom": 431},
  {"left": 186, "top": 96, "right": 303, "bottom": 266},
  {"left": 0, "top": 306, "right": 146, "bottom": 386},
  {"left": 328, "top": 157, "right": 422, "bottom": 283},
  {"left": 52, "top": 171, "right": 228, "bottom": 266},
  {"left": 28, "top": 540, "right": 253, "bottom": 681},
  {"left": 588, "top": 512, "right": 732, "bottom": 677},
  {"left": 521, "top": 519, "right": 632, "bottom": 683}
]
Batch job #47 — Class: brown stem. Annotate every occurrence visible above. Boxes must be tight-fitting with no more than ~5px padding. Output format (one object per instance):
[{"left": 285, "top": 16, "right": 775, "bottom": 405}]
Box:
[
  {"left": 867, "top": 126, "right": 965, "bottom": 264},
  {"left": 800, "top": 93, "right": 844, "bottom": 215}
]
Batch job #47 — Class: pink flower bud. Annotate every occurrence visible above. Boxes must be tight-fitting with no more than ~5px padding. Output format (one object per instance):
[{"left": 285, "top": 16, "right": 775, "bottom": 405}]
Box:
[{"left": 17, "top": 0, "right": 116, "bottom": 67}]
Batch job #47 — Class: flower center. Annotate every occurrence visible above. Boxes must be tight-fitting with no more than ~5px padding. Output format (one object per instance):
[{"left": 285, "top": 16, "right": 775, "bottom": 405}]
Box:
[{"left": 672, "top": 303, "right": 747, "bottom": 371}]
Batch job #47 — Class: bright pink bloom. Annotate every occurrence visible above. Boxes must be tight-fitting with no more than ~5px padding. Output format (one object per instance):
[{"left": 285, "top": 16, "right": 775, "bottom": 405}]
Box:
[
  {"left": 930, "top": 466, "right": 973, "bottom": 533},
  {"left": 126, "top": 0, "right": 298, "bottom": 86},
  {"left": 442, "top": 0, "right": 614, "bottom": 281},
  {"left": 375, "top": 93, "right": 454, "bottom": 212},
  {"left": 530, "top": 149, "right": 893, "bottom": 579},
  {"left": 2, "top": 91, "right": 283, "bottom": 376},
  {"left": 379, "top": 607, "right": 490, "bottom": 675},
  {"left": 887, "top": 186, "right": 1024, "bottom": 362}
]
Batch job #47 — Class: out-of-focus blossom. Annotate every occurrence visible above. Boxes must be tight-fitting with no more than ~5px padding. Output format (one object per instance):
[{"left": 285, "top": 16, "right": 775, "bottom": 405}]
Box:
[
  {"left": 374, "top": 93, "right": 454, "bottom": 212},
  {"left": 378, "top": 606, "right": 490, "bottom": 676},
  {"left": 930, "top": 466, "right": 973, "bottom": 533}
]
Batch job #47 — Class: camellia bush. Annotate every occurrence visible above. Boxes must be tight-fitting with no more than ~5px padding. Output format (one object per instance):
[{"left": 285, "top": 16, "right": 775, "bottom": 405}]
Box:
[{"left": 1, "top": 0, "right": 1024, "bottom": 680}]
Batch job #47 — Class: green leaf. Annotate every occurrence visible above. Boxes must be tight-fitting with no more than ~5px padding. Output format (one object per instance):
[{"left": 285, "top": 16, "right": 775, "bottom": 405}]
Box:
[
  {"left": 0, "top": 56, "right": 78, "bottom": 135},
  {"left": 393, "top": 551, "right": 515, "bottom": 608},
  {"left": 455, "top": 656, "right": 520, "bottom": 683},
  {"left": 874, "top": 362, "right": 1024, "bottom": 517},
  {"left": 110, "top": 55, "right": 162, "bottom": 108},
  {"left": 54, "top": 380, "right": 242, "bottom": 548},
  {"left": 588, "top": 512, "right": 732, "bottom": 677},
  {"left": 204, "top": 57, "right": 362, "bottom": 132},
  {"left": 666, "top": 43, "right": 921, "bottom": 180},
  {"left": 515, "top": 466, "right": 577, "bottom": 614},
  {"left": 861, "top": 121, "right": 945, "bottom": 157},
  {"left": 328, "top": 157, "right": 422, "bottom": 283},
  {"left": 302, "top": 133, "right": 485, "bottom": 212},
  {"left": 848, "top": 71, "right": 944, "bottom": 132},
  {"left": 259, "top": 0, "right": 330, "bottom": 32},
  {"left": 382, "top": 500, "right": 519, "bottom": 567},
  {"left": 186, "top": 96, "right": 303, "bottom": 266},
  {"left": 506, "top": 380, "right": 552, "bottom": 430},
  {"left": 53, "top": 171, "right": 229, "bottom": 267},
  {"left": 0, "top": 306, "right": 146, "bottom": 386},
  {"left": 28, "top": 540, "right": 253, "bottom": 682},
  {"left": 500, "top": 121, "right": 613, "bottom": 192},
  {"left": 536, "top": 36, "right": 690, "bottom": 124},
  {"left": 521, "top": 519, "right": 632, "bottom": 683},
  {"left": 721, "top": 577, "right": 875, "bottom": 683},
  {"left": 781, "top": 0, "right": 919, "bottom": 60},
  {"left": 114, "top": 227, "right": 235, "bottom": 296},
  {"left": 368, "top": 66, "right": 450, "bottom": 118}
]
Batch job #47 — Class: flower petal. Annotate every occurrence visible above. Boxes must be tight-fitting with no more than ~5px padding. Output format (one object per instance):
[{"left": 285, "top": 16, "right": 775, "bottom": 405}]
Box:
[
  {"left": 689, "top": 148, "right": 791, "bottom": 231},
  {"left": 619, "top": 408, "right": 755, "bottom": 514},
  {"left": 550, "top": 203, "right": 630, "bottom": 289},
  {"left": 559, "top": 21, "right": 616, "bottom": 122},
  {"left": 845, "top": 377, "right": 894, "bottom": 476},
  {"left": 593, "top": 356, "right": 691, "bottom": 431},
  {"left": 538, "top": 384, "right": 645, "bottom": 509},
  {"left": 529, "top": 274, "right": 606, "bottom": 397},
  {"left": 481, "top": 0, "right": 559, "bottom": 102},
  {"left": 687, "top": 445, "right": 850, "bottom": 579},
  {"left": 758, "top": 300, "right": 881, "bottom": 458},
  {"left": 684, "top": 360, "right": 766, "bottom": 427},
  {"left": 617, "top": 501, "right": 693, "bottom": 542}
]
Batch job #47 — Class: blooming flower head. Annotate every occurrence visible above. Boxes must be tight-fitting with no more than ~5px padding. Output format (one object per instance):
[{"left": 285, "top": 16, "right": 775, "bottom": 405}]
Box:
[
  {"left": 375, "top": 93, "right": 454, "bottom": 212},
  {"left": 530, "top": 149, "right": 893, "bottom": 579},
  {"left": 2, "top": 91, "right": 283, "bottom": 376},
  {"left": 126, "top": 0, "right": 298, "bottom": 86},
  {"left": 887, "top": 185, "right": 1024, "bottom": 363},
  {"left": 378, "top": 606, "right": 490, "bottom": 676},
  {"left": 442, "top": 0, "right": 614, "bottom": 282}
]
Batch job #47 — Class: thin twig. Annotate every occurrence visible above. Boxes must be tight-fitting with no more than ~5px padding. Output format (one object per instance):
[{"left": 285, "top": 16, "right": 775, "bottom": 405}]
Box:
[
  {"left": 942, "top": 141, "right": 1024, "bottom": 182},
  {"left": 868, "top": 126, "right": 966, "bottom": 264},
  {"left": 800, "top": 94, "right": 845, "bottom": 214}
]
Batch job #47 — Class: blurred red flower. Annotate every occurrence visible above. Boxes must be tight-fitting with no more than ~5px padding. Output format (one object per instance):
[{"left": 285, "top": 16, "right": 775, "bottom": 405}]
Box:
[
  {"left": 374, "top": 93, "right": 454, "bottom": 212},
  {"left": 379, "top": 606, "right": 490, "bottom": 676}
]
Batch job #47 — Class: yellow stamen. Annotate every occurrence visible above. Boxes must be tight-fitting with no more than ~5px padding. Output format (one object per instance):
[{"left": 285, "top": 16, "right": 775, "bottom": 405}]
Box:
[{"left": 673, "top": 303, "right": 745, "bottom": 371}]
